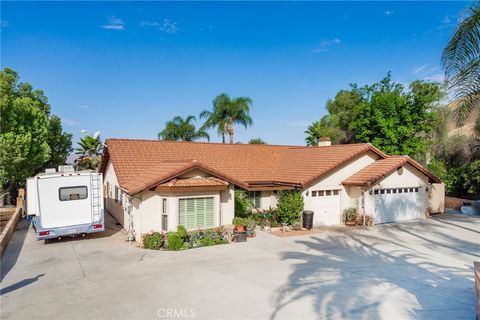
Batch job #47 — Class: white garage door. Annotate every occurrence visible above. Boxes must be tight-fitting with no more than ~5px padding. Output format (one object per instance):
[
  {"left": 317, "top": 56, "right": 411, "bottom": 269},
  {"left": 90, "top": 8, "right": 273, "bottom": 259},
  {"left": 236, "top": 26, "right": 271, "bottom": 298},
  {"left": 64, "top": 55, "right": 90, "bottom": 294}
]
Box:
[
  {"left": 373, "top": 187, "right": 424, "bottom": 224},
  {"left": 311, "top": 189, "right": 341, "bottom": 226}
]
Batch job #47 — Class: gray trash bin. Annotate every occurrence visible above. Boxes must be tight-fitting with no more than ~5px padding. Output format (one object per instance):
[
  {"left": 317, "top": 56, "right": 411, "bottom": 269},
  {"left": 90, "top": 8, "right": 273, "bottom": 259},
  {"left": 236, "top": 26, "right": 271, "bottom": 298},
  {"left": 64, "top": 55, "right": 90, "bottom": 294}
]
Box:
[{"left": 302, "top": 210, "right": 314, "bottom": 230}]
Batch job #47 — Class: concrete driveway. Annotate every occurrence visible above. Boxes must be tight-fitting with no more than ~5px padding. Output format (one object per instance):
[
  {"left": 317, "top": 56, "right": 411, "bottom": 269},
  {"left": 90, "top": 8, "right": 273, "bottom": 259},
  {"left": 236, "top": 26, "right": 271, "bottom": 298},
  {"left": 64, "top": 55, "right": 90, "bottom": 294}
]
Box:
[{"left": 1, "top": 213, "right": 479, "bottom": 320}]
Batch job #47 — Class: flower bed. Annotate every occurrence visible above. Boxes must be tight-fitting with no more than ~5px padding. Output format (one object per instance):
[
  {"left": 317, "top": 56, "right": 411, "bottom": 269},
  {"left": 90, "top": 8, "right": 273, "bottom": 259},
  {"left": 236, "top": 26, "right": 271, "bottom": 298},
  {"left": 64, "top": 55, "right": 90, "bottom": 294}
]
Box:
[{"left": 142, "top": 225, "right": 234, "bottom": 251}]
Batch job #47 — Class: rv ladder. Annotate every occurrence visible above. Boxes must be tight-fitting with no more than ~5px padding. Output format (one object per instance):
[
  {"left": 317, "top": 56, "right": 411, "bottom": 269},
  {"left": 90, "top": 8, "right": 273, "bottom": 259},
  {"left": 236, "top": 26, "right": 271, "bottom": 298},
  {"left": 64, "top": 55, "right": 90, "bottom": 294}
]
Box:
[{"left": 89, "top": 173, "right": 102, "bottom": 223}]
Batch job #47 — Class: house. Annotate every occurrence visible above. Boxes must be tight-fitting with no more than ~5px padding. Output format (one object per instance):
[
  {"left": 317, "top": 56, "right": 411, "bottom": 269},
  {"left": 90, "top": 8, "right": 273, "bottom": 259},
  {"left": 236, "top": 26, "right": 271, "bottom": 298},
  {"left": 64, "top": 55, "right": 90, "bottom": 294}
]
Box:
[{"left": 99, "top": 138, "right": 444, "bottom": 242}]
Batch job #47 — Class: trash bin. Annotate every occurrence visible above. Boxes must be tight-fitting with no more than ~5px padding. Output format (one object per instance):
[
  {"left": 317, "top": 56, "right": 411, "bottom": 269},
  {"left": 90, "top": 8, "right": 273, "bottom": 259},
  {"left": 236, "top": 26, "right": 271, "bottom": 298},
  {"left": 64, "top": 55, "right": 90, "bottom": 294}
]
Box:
[{"left": 302, "top": 210, "right": 314, "bottom": 230}]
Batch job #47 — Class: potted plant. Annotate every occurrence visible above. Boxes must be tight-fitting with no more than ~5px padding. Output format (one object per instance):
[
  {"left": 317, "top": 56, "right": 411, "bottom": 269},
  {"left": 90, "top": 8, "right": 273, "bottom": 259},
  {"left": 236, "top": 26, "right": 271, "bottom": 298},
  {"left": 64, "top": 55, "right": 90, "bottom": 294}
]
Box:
[
  {"left": 232, "top": 217, "right": 246, "bottom": 233},
  {"left": 245, "top": 218, "right": 256, "bottom": 238},
  {"left": 344, "top": 208, "right": 358, "bottom": 226}
]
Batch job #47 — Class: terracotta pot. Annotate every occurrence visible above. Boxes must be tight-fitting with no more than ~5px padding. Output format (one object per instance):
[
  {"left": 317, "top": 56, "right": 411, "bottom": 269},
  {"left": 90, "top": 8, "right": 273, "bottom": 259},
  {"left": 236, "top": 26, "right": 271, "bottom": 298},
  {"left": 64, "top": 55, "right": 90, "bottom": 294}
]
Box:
[
  {"left": 345, "top": 220, "right": 356, "bottom": 226},
  {"left": 236, "top": 225, "right": 245, "bottom": 233}
]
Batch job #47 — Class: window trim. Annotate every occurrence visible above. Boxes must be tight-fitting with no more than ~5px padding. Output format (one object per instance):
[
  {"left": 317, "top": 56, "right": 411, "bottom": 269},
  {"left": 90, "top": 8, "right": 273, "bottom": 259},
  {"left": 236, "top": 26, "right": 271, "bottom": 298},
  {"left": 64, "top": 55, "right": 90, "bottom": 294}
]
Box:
[{"left": 58, "top": 185, "right": 88, "bottom": 202}]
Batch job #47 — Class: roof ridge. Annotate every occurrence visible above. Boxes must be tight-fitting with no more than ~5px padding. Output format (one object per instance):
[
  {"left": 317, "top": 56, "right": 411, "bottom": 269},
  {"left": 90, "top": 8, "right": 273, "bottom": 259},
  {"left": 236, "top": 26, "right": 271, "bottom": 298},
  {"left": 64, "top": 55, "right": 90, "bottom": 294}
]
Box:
[{"left": 105, "top": 137, "right": 373, "bottom": 149}]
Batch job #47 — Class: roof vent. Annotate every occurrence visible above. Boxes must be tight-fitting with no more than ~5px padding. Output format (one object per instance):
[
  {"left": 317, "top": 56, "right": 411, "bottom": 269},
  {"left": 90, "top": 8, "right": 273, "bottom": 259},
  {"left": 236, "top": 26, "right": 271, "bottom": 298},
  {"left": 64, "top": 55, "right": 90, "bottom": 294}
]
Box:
[
  {"left": 58, "top": 165, "right": 74, "bottom": 173},
  {"left": 317, "top": 137, "right": 331, "bottom": 147},
  {"left": 45, "top": 168, "right": 56, "bottom": 174}
]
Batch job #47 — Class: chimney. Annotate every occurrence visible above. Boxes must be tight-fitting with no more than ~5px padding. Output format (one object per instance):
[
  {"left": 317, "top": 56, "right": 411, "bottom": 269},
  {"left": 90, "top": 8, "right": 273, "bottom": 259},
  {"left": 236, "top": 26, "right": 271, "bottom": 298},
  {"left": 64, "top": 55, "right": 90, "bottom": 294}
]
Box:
[{"left": 317, "top": 137, "right": 331, "bottom": 147}]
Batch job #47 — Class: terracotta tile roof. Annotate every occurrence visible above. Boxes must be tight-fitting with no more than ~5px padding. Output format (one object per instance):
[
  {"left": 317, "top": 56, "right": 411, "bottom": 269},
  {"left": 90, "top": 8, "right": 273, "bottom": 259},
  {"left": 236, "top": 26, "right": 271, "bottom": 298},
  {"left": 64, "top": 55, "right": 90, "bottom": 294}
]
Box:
[
  {"left": 159, "top": 177, "right": 228, "bottom": 188},
  {"left": 99, "top": 139, "right": 391, "bottom": 195},
  {"left": 342, "top": 156, "right": 440, "bottom": 188}
]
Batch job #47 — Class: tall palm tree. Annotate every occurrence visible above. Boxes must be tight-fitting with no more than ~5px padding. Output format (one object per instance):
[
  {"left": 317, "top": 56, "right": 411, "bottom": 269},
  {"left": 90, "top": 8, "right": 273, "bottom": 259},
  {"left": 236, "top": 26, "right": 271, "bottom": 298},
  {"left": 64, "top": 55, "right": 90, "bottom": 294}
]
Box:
[
  {"left": 200, "top": 93, "right": 253, "bottom": 144},
  {"left": 158, "top": 115, "right": 210, "bottom": 142},
  {"left": 441, "top": 2, "right": 480, "bottom": 124}
]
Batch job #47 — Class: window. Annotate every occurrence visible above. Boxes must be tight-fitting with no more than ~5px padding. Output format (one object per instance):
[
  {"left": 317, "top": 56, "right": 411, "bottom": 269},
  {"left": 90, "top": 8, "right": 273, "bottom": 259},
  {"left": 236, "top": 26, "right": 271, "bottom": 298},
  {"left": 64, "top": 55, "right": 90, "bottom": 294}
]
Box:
[
  {"left": 409, "top": 188, "right": 414, "bottom": 193},
  {"left": 404, "top": 188, "right": 409, "bottom": 193},
  {"left": 374, "top": 190, "right": 379, "bottom": 195},
  {"left": 386, "top": 189, "right": 391, "bottom": 194},
  {"left": 115, "top": 186, "right": 123, "bottom": 203},
  {"left": 179, "top": 197, "right": 214, "bottom": 229},
  {"left": 162, "top": 198, "right": 167, "bottom": 214},
  {"left": 325, "top": 190, "right": 332, "bottom": 196},
  {"left": 393, "top": 189, "right": 397, "bottom": 194},
  {"left": 318, "top": 190, "right": 325, "bottom": 196},
  {"left": 380, "top": 190, "right": 385, "bottom": 194},
  {"left": 312, "top": 191, "right": 317, "bottom": 197},
  {"left": 248, "top": 191, "right": 261, "bottom": 208},
  {"left": 162, "top": 214, "right": 168, "bottom": 231},
  {"left": 398, "top": 188, "right": 403, "bottom": 193},
  {"left": 414, "top": 187, "right": 419, "bottom": 193},
  {"left": 333, "top": 190, "right": 339, "bottom": 196},
  {"left": 59, "top": 186, "right": 87, "bottom": 201}
]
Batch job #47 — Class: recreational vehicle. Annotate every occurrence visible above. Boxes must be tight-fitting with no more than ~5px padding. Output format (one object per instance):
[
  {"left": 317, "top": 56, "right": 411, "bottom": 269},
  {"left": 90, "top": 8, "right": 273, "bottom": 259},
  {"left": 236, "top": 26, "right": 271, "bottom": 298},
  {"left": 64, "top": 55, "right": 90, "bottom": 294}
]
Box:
[{"left": 26, "top": 166, "right": 105, "bottom": 240}]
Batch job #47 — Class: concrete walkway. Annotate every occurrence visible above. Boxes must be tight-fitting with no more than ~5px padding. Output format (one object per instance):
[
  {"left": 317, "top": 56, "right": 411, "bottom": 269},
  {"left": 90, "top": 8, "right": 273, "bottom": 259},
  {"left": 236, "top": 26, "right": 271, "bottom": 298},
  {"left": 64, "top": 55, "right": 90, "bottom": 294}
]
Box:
[{"left": 1, "top": 213, "right": 479, "bottom": 319}]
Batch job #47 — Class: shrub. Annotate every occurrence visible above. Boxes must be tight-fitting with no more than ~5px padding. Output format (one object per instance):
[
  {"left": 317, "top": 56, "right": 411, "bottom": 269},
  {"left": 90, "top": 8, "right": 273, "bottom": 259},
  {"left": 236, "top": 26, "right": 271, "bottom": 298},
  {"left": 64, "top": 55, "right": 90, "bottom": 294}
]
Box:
[
  {"left": 234, "top": 190, "right": 250, "bottom": 217},
  {"left": 189, "top": 228, "right": 227, "bottom": 248},
  {"left": 245, "top": 217, "right": 256, "bottom": 230},
  {"left": 232, "top": 217, "right": 247, "bottom": 227},
  {"left": 276, "top": 190, "right": 304, "bottom": 225},
  {"left": 167, "top": 232, "right": 184, "bottom": 251},
  {"left": 343, "top": 208, "right": 358, "bottom": 221},
  {"left": 143, "top": 232, "right": 164, "bottom": 250},
  {"left": 177, "top": 225, "right": 188, "bottom": 240}
]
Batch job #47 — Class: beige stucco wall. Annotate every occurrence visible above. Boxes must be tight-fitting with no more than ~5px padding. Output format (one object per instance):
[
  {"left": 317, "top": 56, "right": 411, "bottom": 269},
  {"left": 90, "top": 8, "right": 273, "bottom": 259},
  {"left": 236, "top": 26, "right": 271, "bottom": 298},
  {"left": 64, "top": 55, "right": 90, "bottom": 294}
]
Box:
[
  {"left": 103, "top": 160, "right": 129, "bottom": 228},
  {"left": 428, "top": 183, "right": 445, "bottom": 214},
  {"left": 303, "top": 152, "right": 379, "bottom": 213},
  {"left": 258, "top": 190, "right": 277, "bottom": 210},
  {"left": 104, "top": 166, "right": 236, "bottom": 243}
]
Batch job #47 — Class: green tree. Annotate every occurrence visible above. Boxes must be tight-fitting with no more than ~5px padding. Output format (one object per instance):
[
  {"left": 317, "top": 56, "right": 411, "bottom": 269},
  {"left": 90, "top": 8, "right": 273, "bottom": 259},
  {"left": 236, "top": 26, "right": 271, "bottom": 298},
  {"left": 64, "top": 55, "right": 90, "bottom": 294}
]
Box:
[
  {"left": 200, "top": 93, "right": 253, "bottom": 144},
  {"left": 158, "top": 115, "right": 209, "bottom": 142},
  {"left": 75, "top": 133, "right": 103, "bottom": 170},
  {"left": 326, "top": 88, "right": 364, "bottom": 143},
  {"left": 45, "top": 115, "right": 73, "bottom": 168},
  {"left": 248, "top": 138, "right": 267, "bottom": 144},
  {"left": 304, "top": 116, "right": 342, "bottom": 146},
  {"left": 442, "top": 1, "right": 480, "bottom": 124},
  {"left": 0, "top": 68, "right": 72, "bottom": 203}
]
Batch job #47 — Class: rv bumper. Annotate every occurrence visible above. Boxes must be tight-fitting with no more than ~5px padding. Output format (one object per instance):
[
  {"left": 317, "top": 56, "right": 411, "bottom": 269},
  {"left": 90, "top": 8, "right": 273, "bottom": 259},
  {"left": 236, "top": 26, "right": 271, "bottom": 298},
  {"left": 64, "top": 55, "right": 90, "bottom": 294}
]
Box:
[{"left": 33, "top": 220, "right": 105, "bottom": 240}]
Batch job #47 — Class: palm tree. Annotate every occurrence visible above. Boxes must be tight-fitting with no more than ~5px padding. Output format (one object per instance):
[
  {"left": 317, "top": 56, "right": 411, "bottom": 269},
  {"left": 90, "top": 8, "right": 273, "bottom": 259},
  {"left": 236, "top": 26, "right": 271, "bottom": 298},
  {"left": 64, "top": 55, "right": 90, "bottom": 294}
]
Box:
[
  {"left": 200, "top": 93, "right": 253, "bottom": 144},
  {"left": 304, "top": 116, "right": 341, "bottom": 146},
  {"left": 441, "top": 2, "right": 480, "bottom": 124},
  {"left": 158, "top": 115, "right": 210, "bottom": 142},
  {"left": 75, "top": 133, "right": 103, "bottom": 170}
]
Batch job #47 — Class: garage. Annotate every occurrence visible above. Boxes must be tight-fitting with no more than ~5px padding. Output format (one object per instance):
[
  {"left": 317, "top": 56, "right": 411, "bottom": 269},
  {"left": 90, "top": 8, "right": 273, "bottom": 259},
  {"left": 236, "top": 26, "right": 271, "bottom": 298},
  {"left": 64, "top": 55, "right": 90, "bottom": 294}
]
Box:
[
  {"left": 310, "top": 189, "right": 342, "bottom": 226},
  {"left": 178, "top": 197, "right": 214, "bottom": 229},
  {"left": 373, "top": 187, "right": 424, "bottom": 224}
]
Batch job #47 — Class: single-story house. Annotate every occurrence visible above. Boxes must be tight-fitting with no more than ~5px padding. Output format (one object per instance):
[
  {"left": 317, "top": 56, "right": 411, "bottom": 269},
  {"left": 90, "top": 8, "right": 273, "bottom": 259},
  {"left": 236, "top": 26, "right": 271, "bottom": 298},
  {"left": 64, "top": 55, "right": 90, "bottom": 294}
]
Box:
[{"left": 99, "top": 138, "right": 444, "bottom": 242}]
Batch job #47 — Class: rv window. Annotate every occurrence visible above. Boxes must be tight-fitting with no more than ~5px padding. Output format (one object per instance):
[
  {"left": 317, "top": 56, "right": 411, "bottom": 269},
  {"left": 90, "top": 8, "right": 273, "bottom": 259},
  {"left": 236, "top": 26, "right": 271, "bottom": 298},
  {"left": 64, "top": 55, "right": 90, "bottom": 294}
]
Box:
[{"left": 59, "top": 186, "right": 88, "bottom": 201}]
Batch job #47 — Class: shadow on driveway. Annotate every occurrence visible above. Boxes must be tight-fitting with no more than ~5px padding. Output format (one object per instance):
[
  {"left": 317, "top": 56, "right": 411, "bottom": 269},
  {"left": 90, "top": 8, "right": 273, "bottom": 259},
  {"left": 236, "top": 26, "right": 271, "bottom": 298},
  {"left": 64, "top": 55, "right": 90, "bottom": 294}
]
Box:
[{"left": 271, "top": 215, "right": 479, "bottom": 319}]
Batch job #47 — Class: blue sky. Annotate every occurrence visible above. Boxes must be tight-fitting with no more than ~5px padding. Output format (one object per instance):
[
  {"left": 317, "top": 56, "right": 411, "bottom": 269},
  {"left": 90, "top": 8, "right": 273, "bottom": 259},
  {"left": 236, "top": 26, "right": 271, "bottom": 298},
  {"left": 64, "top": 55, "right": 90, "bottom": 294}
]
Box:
[{"left": 1, "top": 1, "right": 471, "bottom": 147}]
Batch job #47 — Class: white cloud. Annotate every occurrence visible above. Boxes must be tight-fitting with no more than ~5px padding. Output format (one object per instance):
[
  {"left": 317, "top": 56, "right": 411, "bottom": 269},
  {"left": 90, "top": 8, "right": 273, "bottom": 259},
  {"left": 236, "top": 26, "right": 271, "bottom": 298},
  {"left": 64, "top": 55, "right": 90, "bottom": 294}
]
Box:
[
  {"left": 101, "top": 16, "right": 124, "bottom": 30},
  {"left": 77, "top": 105, "right": 89, "bottom": 109},
  {"left": 424, "top": 73, "right": 445, "bottom": 82},
  {"left": 384, "top": 10, "right": 395, "bottom": 16},
  {"left": 140, "top": 19, "right": 179, "bottom": 33},
  {"left": 312, "top": 38, "right": 341, "bottom": 53},
  {"left": 0, "top": 20, "right": 7, "bottom": 29},
  {"left": 61, "top": 117, "right": 77, "bottom": 126},
  {"left": 412, "top": 65, "right": 427, "bottom": 75}
]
